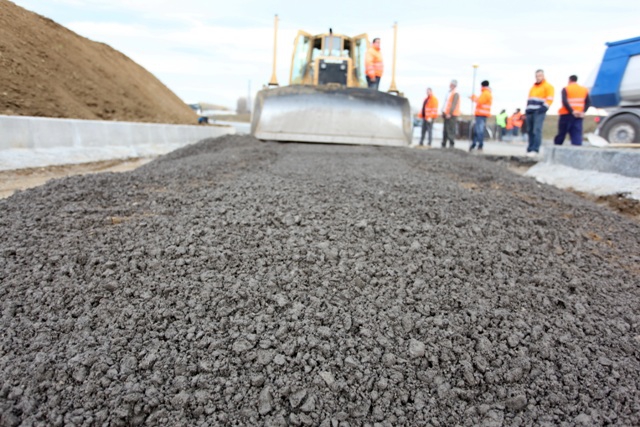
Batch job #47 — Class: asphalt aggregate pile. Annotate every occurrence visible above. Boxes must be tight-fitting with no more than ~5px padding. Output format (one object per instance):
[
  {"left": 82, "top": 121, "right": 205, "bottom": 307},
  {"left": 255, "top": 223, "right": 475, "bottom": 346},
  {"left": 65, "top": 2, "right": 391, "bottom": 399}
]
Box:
[{"left": 1, "top": 135, "right": 639, "bottom": 426}]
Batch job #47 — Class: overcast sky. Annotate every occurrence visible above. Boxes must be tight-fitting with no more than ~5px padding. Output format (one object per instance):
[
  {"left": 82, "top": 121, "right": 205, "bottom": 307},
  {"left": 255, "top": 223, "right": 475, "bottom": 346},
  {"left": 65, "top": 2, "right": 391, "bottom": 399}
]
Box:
[{"left": 11, "top": 0, "right": 640, "bottom": 115}]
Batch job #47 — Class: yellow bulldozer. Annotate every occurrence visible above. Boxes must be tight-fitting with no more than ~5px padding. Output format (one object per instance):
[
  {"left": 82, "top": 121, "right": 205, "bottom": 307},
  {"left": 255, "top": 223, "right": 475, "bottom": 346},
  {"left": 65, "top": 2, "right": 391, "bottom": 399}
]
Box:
[{"left": 250, "top": 17, "right": 412, "bottom": 146}]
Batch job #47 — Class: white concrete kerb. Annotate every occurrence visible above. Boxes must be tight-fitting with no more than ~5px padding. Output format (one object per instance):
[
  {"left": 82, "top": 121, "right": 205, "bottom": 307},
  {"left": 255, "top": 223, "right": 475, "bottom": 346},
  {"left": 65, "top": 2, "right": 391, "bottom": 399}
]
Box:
[
  {"left": 0, "top": 115, "right": 235, "bottom": 171},
  {"left": 525, "top": 163, "right": 640, "bottom": 200}
]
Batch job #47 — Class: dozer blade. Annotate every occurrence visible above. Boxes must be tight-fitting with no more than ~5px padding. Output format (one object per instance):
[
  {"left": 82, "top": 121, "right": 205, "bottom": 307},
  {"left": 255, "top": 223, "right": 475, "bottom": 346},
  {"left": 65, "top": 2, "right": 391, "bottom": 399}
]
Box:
[{"left": 251, "top": 85, "right": 412, "bottom": 146}]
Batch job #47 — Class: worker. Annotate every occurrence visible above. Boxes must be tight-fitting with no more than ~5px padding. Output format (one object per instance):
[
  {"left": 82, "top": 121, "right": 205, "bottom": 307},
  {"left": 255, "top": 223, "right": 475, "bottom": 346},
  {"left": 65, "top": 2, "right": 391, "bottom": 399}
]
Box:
[
  {"left": 441, "top": 79, "right": 461, "bottom": 148},
  {"left": 417, "top": 87, "right": 439, "bottom": 146},
  {"left": 469, "top": 80, "right": 492, "bottom": 152},
  {"left": 495, "top": 109, "right": 508, "bottom": 141},
  {"left": 511, "top": 108, "right": 524, "bottom": 136},
  {"left": 505, "top": 115, "right": 514, "bottom": 140},
  {"left": 525, "top": 69, "right": 554, "bottom": 157},
  {"left": 554, "top": 75, "right": 591, "bottom": 146},
  {"left": 365, "top": 38, "right": 384, "bottom": 90}
]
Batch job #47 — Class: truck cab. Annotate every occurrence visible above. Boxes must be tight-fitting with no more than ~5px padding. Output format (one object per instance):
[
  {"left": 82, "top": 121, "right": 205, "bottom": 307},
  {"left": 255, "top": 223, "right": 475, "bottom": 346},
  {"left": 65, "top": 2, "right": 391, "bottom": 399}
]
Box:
[{"left": 591, "top": 36, "right": 640, "bottom": 144}]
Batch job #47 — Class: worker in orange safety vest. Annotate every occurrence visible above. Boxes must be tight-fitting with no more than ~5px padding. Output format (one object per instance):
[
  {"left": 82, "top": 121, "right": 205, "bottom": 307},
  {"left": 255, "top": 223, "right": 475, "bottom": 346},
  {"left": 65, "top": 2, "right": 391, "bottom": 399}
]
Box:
[
  {"left": 510, "top": 109, "right": 524, "bottom": 137},
  {"left": 505, "top": 116, "right": 513, "bottom": 137},
  {"left": 441, "top": 79, "right": 461, "bottom": 148},
  {"left": 525, "top": 69, "right": 554, "bottom": 156},
  {"left": 469, "top": 80, "right": 492, "bottom": 151},
  {"left": 417, "top": 87, "right": 439, "bottom": 146},
  {"left": 554, "top": 75, "right": 591, "bottom": 146},
  {"left": 365, "top": 38, "right": 384, "bottom": 90}
]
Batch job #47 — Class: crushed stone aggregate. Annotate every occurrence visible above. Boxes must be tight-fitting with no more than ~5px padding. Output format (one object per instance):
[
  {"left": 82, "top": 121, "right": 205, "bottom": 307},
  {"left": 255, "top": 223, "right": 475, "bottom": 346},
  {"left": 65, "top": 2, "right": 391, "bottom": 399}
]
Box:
[{"left": 1, "top": 134, "right": 639, "bottom": 426}]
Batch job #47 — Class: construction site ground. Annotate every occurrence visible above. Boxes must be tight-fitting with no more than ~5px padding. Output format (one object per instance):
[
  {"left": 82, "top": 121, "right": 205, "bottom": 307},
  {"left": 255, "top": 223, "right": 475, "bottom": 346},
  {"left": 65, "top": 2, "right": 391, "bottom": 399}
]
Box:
[
  {"left": 0, "top": 158, "right": 154, "bottom": 199},
  {"left": 1, "top": 3, "right": 639, "bottom": 425},
  {"left": 3, "top": 135, "right": 638, "bottom": 222},
  {"left": 1, "top": 134, "right": 639, "bottom": 426}
]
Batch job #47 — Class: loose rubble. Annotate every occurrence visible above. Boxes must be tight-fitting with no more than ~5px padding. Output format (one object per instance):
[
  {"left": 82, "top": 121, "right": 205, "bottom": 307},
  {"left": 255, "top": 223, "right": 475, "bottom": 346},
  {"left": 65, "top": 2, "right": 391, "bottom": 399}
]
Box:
[{"left": 1, "top": 134, "right": 639, "bottom": 426}]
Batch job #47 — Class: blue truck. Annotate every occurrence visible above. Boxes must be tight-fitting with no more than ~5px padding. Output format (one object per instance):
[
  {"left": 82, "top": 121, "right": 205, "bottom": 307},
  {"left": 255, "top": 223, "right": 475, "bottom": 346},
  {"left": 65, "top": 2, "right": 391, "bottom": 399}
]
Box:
[{"left": 590, "top": 36, "right": 640, "bottom": 144}]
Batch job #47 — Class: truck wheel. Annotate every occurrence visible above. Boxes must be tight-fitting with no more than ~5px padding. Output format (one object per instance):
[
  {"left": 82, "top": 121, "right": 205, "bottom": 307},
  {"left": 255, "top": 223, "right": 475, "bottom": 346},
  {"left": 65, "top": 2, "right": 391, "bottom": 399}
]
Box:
[{"left": 600, "top": 114, "right": 640, "bottom": 144}]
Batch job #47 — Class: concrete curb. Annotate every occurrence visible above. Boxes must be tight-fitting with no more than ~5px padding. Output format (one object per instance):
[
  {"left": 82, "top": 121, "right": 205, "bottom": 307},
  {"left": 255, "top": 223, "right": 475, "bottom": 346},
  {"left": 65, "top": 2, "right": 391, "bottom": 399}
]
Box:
[
  {"left": 525, "top": 163, "right": 640, "bottom": 200},
  {"left": 543, "top": 145, "right": 640, "bottom": 178},
  {"left": 0, "top": 115, "right": 235, "bottom": 171}
]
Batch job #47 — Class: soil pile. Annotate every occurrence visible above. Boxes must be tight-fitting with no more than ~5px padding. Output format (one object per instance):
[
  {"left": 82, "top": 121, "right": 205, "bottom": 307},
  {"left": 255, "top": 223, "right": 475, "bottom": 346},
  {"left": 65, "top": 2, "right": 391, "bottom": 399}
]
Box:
[
  {"left": 1, "top": 136, "right": 639, "bottom": 425},
  {"left": 0, "top": 0, "right": 197, "bottom": 124}
]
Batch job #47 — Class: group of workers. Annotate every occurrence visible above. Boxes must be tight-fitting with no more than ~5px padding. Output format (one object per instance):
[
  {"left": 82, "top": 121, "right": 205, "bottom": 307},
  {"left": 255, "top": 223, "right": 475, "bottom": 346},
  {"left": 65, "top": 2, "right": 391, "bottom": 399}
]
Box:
[
  {"left": 416, "top": 70, "right": 591, "bottom": 156},
  {"left": 365, "top": 38, "right": 592, "bottom": 156},
  {"left": 495, "top": 108, "right": 525, "bottom": 142}
]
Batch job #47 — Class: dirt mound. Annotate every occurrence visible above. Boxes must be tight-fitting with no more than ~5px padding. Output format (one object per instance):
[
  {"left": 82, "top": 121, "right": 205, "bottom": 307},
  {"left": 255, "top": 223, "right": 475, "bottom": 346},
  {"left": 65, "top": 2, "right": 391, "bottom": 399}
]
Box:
[{"left": 0, "top": 0, "right": 197, "bottom": 124}]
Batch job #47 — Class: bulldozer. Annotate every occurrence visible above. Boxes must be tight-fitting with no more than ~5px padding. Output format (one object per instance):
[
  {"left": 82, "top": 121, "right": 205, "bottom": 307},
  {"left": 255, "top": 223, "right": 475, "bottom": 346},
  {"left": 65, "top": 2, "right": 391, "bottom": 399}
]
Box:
[{"left": 250, "top": 17, "right": 412, "bottom": 146}]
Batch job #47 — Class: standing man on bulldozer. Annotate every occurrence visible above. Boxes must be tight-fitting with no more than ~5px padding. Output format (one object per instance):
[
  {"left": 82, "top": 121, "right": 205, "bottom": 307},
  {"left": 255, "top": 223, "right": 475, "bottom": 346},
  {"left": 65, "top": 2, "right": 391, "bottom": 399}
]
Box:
[{"left": 365, "top": 38, "right": 384, "bottom": 90}]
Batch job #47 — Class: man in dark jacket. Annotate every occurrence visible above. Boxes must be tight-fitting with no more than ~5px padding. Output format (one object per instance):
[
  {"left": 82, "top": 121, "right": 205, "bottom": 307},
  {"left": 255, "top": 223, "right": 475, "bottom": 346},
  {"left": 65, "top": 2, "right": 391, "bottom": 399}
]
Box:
[{"left": 554, "top": 75, "right": 591, "bottom": 146}]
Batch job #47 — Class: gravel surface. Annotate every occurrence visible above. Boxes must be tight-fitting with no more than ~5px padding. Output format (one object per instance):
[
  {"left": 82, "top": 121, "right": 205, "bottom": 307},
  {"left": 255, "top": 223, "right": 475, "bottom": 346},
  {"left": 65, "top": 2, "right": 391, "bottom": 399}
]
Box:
[
  {"left": 1, "top": 134, "right": 639, "bottom": 426},
  {"left": 0, "top": 158, "right": 153, "bottom": 199}
]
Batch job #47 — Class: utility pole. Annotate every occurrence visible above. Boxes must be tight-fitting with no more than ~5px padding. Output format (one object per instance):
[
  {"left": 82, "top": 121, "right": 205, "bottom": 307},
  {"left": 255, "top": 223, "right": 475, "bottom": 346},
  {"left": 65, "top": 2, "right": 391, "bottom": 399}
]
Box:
[
  {"left": 247, "top": 80, "right": 251, "bottom": 114},
  {"left": 470, "top": 64, "right": 479, "bottom": 140},
  {"left": 388, "top": 22, "right": 399, "bottom": 95},
  {"left": 269, "top": 15, "right": 279, "bottom": 87}
]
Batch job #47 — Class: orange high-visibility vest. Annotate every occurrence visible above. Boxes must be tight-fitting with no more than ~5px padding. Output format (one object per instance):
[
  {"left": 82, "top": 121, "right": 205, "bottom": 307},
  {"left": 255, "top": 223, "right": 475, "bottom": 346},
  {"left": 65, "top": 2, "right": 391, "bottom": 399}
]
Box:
[
  {"left": 418, "top": 95, "right": 439, "bottom": 119},
  {"left": 527, "top": 79, "right": 554, "bottom": 112},
  {"left": 559, "top": 82, "right": 589, "bottom": 115},
  {"left": 506, "top": 116, "right": 513, "bottom": 130},
  {"left": 471, "top": 87, "right": 492, "bottom": 117},
  {"left": 365, "top": 46, "right": 384, "bottom": 79},
  {"left": 443, "top": 90, "right": 461, "bottom": 117},
  {"left": 511, "top": 112, "right": 524, "bottom": 127}
]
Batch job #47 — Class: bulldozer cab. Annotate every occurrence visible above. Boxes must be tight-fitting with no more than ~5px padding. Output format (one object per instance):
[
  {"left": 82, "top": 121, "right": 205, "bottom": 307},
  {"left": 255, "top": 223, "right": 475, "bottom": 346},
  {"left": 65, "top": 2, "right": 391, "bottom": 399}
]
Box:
[{"left": 289, "top": 31, "right": 369, "bottom": 88}]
